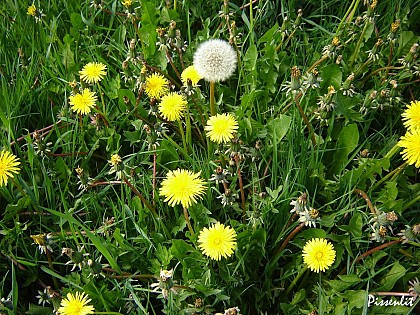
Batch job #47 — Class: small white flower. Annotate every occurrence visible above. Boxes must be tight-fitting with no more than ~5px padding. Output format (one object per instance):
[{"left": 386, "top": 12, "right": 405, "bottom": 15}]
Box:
[{"left": 193, "top": 39, "right": 237, "bottom": 82}]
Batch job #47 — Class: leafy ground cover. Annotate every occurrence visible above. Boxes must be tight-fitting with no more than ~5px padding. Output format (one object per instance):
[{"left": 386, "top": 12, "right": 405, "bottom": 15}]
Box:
[{"left": 1, "top": 0, "right": 420, "bottom": 314}]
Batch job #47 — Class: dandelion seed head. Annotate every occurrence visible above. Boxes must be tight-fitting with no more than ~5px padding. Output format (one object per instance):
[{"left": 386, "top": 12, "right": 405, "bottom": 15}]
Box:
[{"left": 193, "top": 39, "right": 237, "bottom": 82}]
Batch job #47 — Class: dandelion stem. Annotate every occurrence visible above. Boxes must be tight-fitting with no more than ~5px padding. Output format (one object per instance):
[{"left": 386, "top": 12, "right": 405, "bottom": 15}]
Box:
[
  {"left": 165, "top": 49, "right": 181, "bottom": 81},
  {"left": 234, "top": 154, "right": 246, "bottom": 222},
  {"left": 306, "top": 54, "right": 329, "bottom": 74},
  {"left": 275, "top": 222, "right": 305, "bottom": 259},
  {"left": 123, "top": 178, "right": 171, "bottom": 239},
  {"left": 403, "top": 192, "right": 420, "bottom": 211},
  {"left": 349, "top": 19, "right": 370, "bottom": 68},
  {"left": 97, "top": 84, "right": 106, "bottom": 114},
  {"left": 10, "top": 120, "right": 62, "bottom": 146},
  {"left": 294, "top": 93, "right": 316, "bottom": 147},
  {"left": 383, "top": 142, "right": 401, "bottom": 160},
  {"left": 185, "top": 106, "right": 192, "bottom": 149},
  {"left": 285, "top": 265, "right": 308, "bottom": 295},
  {"left": 10, "top": 177, "right": 26, "bottom": 197},
  {"left": 209, "top": 81, "right": 216, "bottom": 116},
  {"left": 183, "top": 207, "right": 195, "bottom": 236},
  {"left": 152, "top": 150, "right": 157, "bottom": 206},
  {"left": 353, "top": 189, "right": 376, "bottom": 215},
  {"left": 46, "top": 249, "right": 60, "bottom": 289},
  {"left": 371, "top": 162, "right": 406, "bottom": 191},
  {"left": 163, "top": 133, "right": 191, "bottom": 162},
  {"left": 337, "top": 0, "right": 360, "bottom": 34},
  {"left": 339, "top": 239, "right": 402, "bottom": 274},
  {"left": 177, "top": 119, "right": 188, "bottom": 154},
  {"left": 363, "top": 66, "right": 405, "bottom": 84}
]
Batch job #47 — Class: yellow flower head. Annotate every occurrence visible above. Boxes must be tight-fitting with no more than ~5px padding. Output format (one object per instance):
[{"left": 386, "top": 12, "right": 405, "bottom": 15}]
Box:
[
  {"left": 205, "top": 113, "right": 239, "bottom": 144},
  {"left": 0, "top": 151, "right": 21, "bottom": 186},
  {"left": 302, "top": 238, "right": 336, "bottom": 273},
  {"left": 30, "top": 234, "right": 46, "bottom": 246},
  {"left": 181, "top": 66, "right": 202, "bottom": 86},
  {"left": 108, "top": 154, "right": 122, "bottom": 167},
  {"left": 402, "top": 100, "right": 420, "bottom": 131},
  {"left": 79, "top": 62, "right": 107, "bottom": 84},
  {"left": 69, "top": 89, "right": 97, "bottom": 115},
  {"left": 398, "top": 128, "right": 420, "bottom": 168},
  {"left": 121, "top": 0, "right": 133, "bottom": 7},
  {"left": 198, "top": 222, "right": 237, "bottom": 261},
  {"left": 57, "top": 292, "right": 94, "bottom": 315},
  {"left": 144, "top": 73, "right": 169, "bottom": 100},
  {"left": 159, "top": 169, "right": 206, "bottom": 209},
  {"left": 158, "top": 92, "right": 187, "bottom": 121},
  {"left": 27, "top": 4, "right": 36, "bottom": 16}
]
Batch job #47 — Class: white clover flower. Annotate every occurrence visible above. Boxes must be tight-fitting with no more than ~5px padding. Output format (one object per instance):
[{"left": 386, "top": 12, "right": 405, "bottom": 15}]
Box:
[{"left": 193, "top": 39, "right": 237, "bottom": 82}]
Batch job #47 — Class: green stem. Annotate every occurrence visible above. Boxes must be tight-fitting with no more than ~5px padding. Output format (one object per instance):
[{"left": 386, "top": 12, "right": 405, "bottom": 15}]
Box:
[
  {"left": 209, "top": 81, "right": 216, "bottom": 116},
  {"left": 383, "top": 143, "right": 401, "bottom": 160},
  {"left": 285, "top": 266, "right": 308, "bottom": 295},
  {"left": 183, "top": 207, "right": 195, "bottom": 236},
  {"left": 94, "top": 312, "right": 125, "bottom": 315},
  {"left": 371, "top": 162, "right": 406, "bottom": 192},
  {"left": 349, "top": 19, "right": 370, "bottom": 68},
  {"left": 163, "top": 133, "right": 191, "bottom": 162},
  {"left": 403, "top": 193, "right": 420, "bottom": 211},
  {"left": 185, "top": 105, "right": 192, "bottom": 149},
  {"left": 177, "top": 119, "right": 188, "bottom": 154},
  {"left": 10, "top": 177, "right": 26, "bottom": 197},
  {"left": 336, "top": 0, "right": 360, "bottom": 35},
  {"left": 123, "top": 178, "right": 171, "bottom": 239},
  {"left": 97, "top": 84, "right": 106, "bottom": 114}
]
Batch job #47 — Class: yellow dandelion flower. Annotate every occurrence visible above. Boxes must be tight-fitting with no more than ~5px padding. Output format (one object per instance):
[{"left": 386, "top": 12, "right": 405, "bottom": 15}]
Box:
[
  {"left": 158, "top": 92, "right": 187, "bottom": 121},
  {"left": 402, "top": 100, "right": 420, "bottom": 131},
  {"left": 0, "top": 151, "right": 21, "bottom": 187},
  {"left": 79, "top": 62, "right": 107, "bottom": 84},
  {"left": 108, "top": 154, "right": 122, "bottom": 167},
  {"left": 144, "top": 73, "right": 169, "bottom": 100},
  {"left": 302, "top": 238, "right": 336, "bottom": 273},
  {"left": 57, "top": 292, "right": 94, "bottom": 315},
  {"left": 181, "top": 66, "right": 202, "bottom": 86},
  {"left": 27, "top": 4, "right": 36, "bottom": 16},
  {"left": 398, "top": 129, "right": 420, "bottom": 168},
  {"left": 198, "top": 222, "right": 237, "bottom": 261},
  {"left": 121, "top": 0, "right": 133, "bottom": 7},
  {"left": 205, "top": 113, "right": 239, "bottom": 144},
  {"left": 159, "top": 169, "right": 206, "bottom": 209},
  {"left": 69, "top": 89, "right": 97, "bottom": 115}
]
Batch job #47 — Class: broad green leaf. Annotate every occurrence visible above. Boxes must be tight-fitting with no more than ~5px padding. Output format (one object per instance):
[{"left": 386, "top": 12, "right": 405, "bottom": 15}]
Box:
[
  {"left": 244, "top": 44, "right": 258, "bottom": 72},
  {"left": 320, "top": 64, "right": 342, "bottom": 89},
  {"left": 331, "top": 124, "right": 359, "bottom": 175},
  {"left": 397, "top": 31, "right": 419, "bottom": 56},
  {"left": 267, "top": 115, "right": 291, "bottom": 144},
  {"left": 61, "top": 43, "right": 75, "bottom": 70},
  {"left": 377, "top": 262, "right": 406, "bottom": 291},
  {"left": 338, "top": 212, "right": 363, "bottom": 238}
]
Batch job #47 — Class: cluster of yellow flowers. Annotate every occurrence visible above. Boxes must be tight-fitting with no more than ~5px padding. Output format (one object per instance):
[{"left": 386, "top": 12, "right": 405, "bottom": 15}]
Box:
[
  {"left": 398, "top": 100, "right": 420, "bottom": 168},
  {"left": 144, "top": 67, "right": 239, "bottom": 144},
  {"left": 69, "top": 62, "right": 107, "bottom": 115}
]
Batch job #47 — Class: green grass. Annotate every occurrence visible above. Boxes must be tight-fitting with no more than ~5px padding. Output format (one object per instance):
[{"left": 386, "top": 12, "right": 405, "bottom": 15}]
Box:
[{"left": 1, "top": 0, "right": 420, "bottom": 314}]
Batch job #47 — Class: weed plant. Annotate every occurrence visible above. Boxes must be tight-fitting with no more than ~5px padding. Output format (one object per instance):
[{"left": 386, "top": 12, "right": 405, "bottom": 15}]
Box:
[{"left": 0, "top": 0, "right": 420, "bottom": 314}]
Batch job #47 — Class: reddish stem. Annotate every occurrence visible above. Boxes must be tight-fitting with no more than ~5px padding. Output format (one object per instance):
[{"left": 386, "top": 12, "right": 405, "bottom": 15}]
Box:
[{"left": 339, "top": 239, "right": 402, "bottom": 274}]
